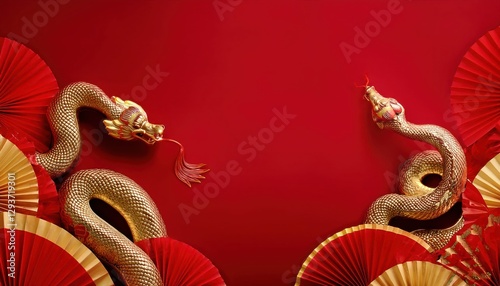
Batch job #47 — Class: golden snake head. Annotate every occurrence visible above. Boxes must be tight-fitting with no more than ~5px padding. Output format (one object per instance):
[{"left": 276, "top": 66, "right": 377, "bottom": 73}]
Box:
[
  {"left": 103, "top": 97, "right": 165, "bottom": 144},
  {"left": 364, "top": 86, "right": 403, "bottom": 128}
]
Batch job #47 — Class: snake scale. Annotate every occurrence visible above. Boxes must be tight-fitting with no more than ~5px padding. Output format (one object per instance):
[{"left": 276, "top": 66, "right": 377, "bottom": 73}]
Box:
[
  {"left": 364, "top": 86, "right": 467, "bottom": 250},
  {"left": 35, "top": 82, "right": 171, "bottom": 285}
]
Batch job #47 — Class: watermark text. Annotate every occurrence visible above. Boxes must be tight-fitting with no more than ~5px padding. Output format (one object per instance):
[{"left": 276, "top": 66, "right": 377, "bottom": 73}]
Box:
[
  {"left": 7, "top": 173, "right": 16, "bottom": 279},
  {"left": 179, "top": 106, "right": 297, "bottom": 224}
]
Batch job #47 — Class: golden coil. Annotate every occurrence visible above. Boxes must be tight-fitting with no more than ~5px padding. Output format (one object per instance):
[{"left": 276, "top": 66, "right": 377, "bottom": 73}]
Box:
[
  {"left": 59, "top": 169, "right": 166, "bottom": 285},
  {"left": 364, "top": 86, "right": 467, "bottom": 250}
]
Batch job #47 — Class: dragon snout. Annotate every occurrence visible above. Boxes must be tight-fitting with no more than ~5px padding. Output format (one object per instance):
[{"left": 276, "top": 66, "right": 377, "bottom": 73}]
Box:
[
  {"left": 364, "top": 86, "right": 385, "bottom": 107},
  {"left": 132, "top": 123, "right": 165, "bottom": 144},
  {"left": 153, "top": 124, "right": 165, "bottom": 140}
]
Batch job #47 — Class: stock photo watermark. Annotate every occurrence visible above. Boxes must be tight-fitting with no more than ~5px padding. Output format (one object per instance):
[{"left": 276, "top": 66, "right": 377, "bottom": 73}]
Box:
[
  {"left": 378, "top": 73, "right": 498, "bottom": 191},
  {"left": 6, "top": 172, "right": 17, "bottom": 279},
  {"left": 383, "top": 139, "right": 430, "bottom": 192},
  {"left": 213, "top": 0, "right": 243, "bottom": 21},
  {"left": 7, "top": 0, "right": 70, "bottom": 50},
  {"left": 340, "top": 0, "right": 404, "bottom": 64},
  {"left": 178, "top": 106, "right": 297, "bottom": 224},
  {"left": 118, "top": 64, "right": 169, "bottom": 103},
  {"left": 443, "top": 73, "right": 497, "bottom": 131}
]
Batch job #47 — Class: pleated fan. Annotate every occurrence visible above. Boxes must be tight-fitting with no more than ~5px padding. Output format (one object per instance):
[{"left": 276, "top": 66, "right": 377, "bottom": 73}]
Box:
[
  {"left": 136, "top": 237, "right": 225, "bottom": 286},
  {"left": 0, "top": 212, "right": 113, "bottom": 285},
  {"left": 439, "top": 215, "right": 500, "bottom": 285},
  {"left": 0, "top": 37, "right": 58, "bottom": 152},
  {"left": 466, "top": 128, "right": 500, "bottom": 179},
  {"left": 450, "top": 26, "right": 500, "bottom": 146},
  {"left": 369, "top": 261, "right": 466, "bottom": 286},
  {"left": 0, "top": 132, "right": 59, "bottom": 224},
  {"left": 295, "top": 224, "right": 436, "bottom": 286},
  {"left": 473, "top": 153, "right": 500, "bottom": 209},
  {"left": 461, "top": 181, "right": 491, "bottom": 232}
]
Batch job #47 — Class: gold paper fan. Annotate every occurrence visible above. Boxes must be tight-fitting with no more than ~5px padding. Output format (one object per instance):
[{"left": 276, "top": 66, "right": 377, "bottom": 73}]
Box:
[
  {"left": 473, "top": 153, "right": 500, "bottom": 209},
  {"left": 0, "top": 132, "right": 59, "bottom": 224},
  {"left": 295, "top": 224, "right": 436, "bottom": 286},
  {"left": 0, "top": 212, "right": 113, "bottom": 285},
  {"left": 369, "top": 261, "right": 466, "bottom": 285},
  {"left": 0, "top": 135, "right": 39, "bottom": 214}
]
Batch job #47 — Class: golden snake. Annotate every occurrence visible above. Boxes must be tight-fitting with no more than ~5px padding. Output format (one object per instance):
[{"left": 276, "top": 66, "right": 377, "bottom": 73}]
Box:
[
  {"left": 59, "top": 169, "right": 167, "bottom": 285},
  {"left": 35, "top": 82, "right": 165, "bottom": 178},
  {"left": 35, "top": 82, "right": 203, "bottom": 285},
  {"left": 364, "top": 86, "right": 467, "bottom": 250}
]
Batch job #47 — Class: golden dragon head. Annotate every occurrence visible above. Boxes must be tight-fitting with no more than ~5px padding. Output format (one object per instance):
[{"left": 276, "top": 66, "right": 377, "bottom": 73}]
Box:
[
  {"left": 103, "top": 96, "right": 208, "bottom": 187},
  {"left": 103, "top": 97, "right": 165, "bottom": 144},
  {"left": 364, "top": 86, "right": 404, "bottom": 129}
]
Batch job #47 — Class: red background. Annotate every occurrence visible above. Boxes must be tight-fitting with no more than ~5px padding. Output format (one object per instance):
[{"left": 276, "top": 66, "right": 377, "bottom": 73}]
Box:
[{"left": 1, "top": 1, "right": 500, "bottom": 285}]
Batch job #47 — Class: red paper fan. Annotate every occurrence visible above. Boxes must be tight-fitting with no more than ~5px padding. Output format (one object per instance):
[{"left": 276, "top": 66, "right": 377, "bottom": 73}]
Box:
[
  {"left": 295, "top": 224, "right": 436, "bottom": 286},
  {"left": 450, "top": 26, "right": 500, "bottom": 147},
  {"left": 0, "top": 212, "right": 113, "bottom": 285},
  {"left": 466, "top": 126, "right": 500, "bottom": 179},
  {"left": 0, "top": 37, "right": 58, "bottom": 152},
  {"left": 461, "top": 181, "right": 490, "bottom": 231},
  {"left": 439, "top": 215, "right": 500, "bottom": 285},
  {"left": 0, "top": 132, "right": 59, "bottom": 225},
  {"left": 136, "top": 237, "right": 225, "bottom": 286}
]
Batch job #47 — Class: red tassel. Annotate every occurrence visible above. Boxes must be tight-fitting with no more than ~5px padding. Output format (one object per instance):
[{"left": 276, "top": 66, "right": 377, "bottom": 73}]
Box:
[{"left": 164, "top": 139, "right": 209, "bottom": 187}]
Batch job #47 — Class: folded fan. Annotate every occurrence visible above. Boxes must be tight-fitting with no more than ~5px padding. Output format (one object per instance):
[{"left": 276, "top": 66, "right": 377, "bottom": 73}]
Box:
[
  {"left": 136, "top": 237, "right": 225, "bottom": 286},
  {"left": 295, "top": 224, "right": 436, "bottom": 286},
  {"left": 0, "top": 212, "right": 113, "bottom": 285},
  {"left": 450, "top": 26, "right": 500, "bottom": 146},
  {"left": 0, "top": 132, "right": 59, "bottom": 224},
  {"left": 473, "top": 153, "right": 500, "bottom": 209},
  {"left": 438, "top": 215, "right": 500, "bottom": 285},
  {"left": 369, "top": 261, "right": 466, "bottom": 286},
  {"left": 0, "top": 37, "right": 58, "bottom": 152}
]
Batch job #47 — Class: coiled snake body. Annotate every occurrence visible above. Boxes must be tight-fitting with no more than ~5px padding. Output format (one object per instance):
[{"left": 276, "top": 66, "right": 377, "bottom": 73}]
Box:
[
  {"left": 364, "top": 86, "right": 467, "bottom": 250},
  {"left": 36, "top": 82, "right": 168, "bottom": 285},
  {"left": 59, "top": 169, "right": 166, "bottom": 285}
]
